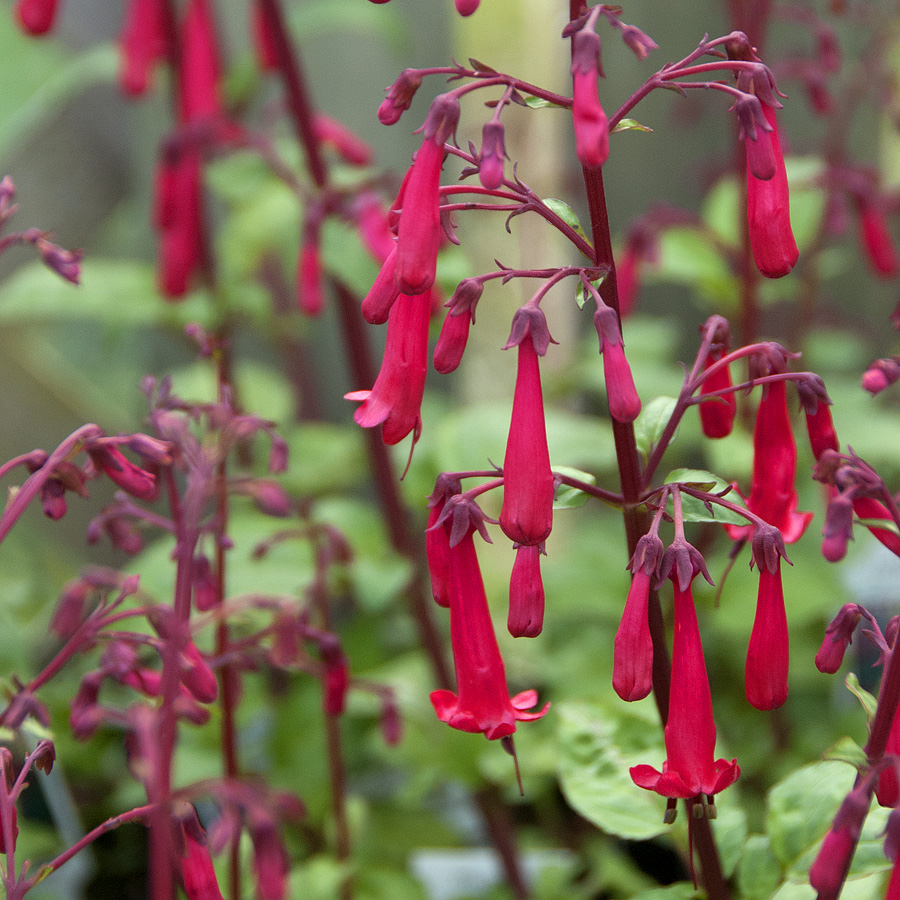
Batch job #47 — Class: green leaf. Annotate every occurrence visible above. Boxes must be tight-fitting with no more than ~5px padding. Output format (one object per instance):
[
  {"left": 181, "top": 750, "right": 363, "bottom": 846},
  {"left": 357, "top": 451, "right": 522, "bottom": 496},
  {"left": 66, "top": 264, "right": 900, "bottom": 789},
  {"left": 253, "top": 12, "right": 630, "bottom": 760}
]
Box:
[
  {"left": 557, "top": 702, "right": 669, "bottom": 841},
  {"left": 612, "top": 117, "right": 653, "bottom": 134},
  {"left": 701, "top": 177, "right": 740, "bottom": 248},
  {"left": 552, "top": 466, "right": 597, "bottom": 510},
  {"left": 543, "top": 198, "right": 589, "bottom": 243},
  {"left": 737, "top": 835, "right": 783, "bottom": 900},
  {"left": 845, "top": 672, "right": 878, "bottom": 725},
  {"left": 664, "top": 468, "right": 747, "bottom": 525},
  {"left": 634, "top": 396, "right": 677, "bottom": 458},
  {"left": 524, "top": 95, "right": 566, "bottom": 109},
  {"left": 649, "top": 227, "right": 740, "bottom": 309},
  {"left": 857, "top": 517, "right": 900, "bottom": 538},
  {"left": 631, "top": 884, "right": 699, "bottom": 900},
  {"left": 714, "top": 803, "right": 748, "bottom": 878},
  {"left": 765, "top": 760, "right": 855, "bottom": 866},
  {"left": 823, "top": 736, "right": 868, "bottom": 769}
]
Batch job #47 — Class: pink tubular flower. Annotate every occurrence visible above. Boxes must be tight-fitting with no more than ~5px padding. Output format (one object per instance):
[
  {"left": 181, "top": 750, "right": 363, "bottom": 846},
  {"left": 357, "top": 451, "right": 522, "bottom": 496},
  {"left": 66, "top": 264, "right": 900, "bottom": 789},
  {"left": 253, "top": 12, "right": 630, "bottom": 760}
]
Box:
[
  {"left": 878, "top": 714, "right": 900, "bottom": 807},
  {"left": 815, "top": 604, "right": 862, "bottom": 673},
  {"left": 352, "top": 192, "right": 395, "bottom": 264},
  {"left": 181, "top": 832, "right": 224, "bottom": 900},
  {"left": 821, "top": 491, "right": 853, "bottom": 562},
  {"left": 479, "top": 121, "right": 506, "bottom": 190},
  {"left": 746, "top": 540, "right": 789, "bottom": 710},
  {"left": 808, "top": 784, "right": 871, "bottom": 900},
  {"left": 361, "top": 248, "right": 401, "bottom": 325},
  {"left": 594, "top": 301, "right": 641, "bottom": 423},
  {"left": 855, "top": 195, "right": 899, "bottom": 279},
  {"left": 455, "top": 0, "right": 479, "bottom": 14},
  {"left": 15, "top": 0, "right": 58, "bottom": 35},
  {"left": 346, "top": 292, "right": 429, "bottom": 446},
  {"left": 249, "top": 819, "right": 289, "bottom": 900},
  {"left": 508, "top": 544, "right": 545, "bottom": 638},
  {"left": 698, "top": 350, "right": 737, "bottom": 439},
  {"left": 118, "top": 0, "right": 166, "bottom": 97},
  {"left": 88, "top": 444, "right": 158, "bottom": 501},
  {"left": 297, "top": 222, "right": 324, "bottom": 317},
  {"left": 852, "top": 496, "right": 900, "bottom": 558},
  {"left": 314, "top": 113, "right": 373, "bottom": 167},
  {"left": 499, "top": 309, "right": 555, "bottom": 547},
  {"left": 630, "top": 575, "right": 740, "bottom": 803},
  {"left": 430, "top": 525, "right": 549, "bottom": 740},
  {"left": 571, "top": 30, "right": 609, "bottom": 169},
  {"left": 433, "top": 278, "right": 482, "bottom": 374},
  {"left": 425, "top": 475, "right": 462, "bottom": 608},
  {"left": 179, "top": 0, "right": 222, "bottom": 123},
  {"left": 746, "top": 106, "right": 798, "bottom": 279},
  {"left": 725, "top": 381, "right": 812, "bottom": 544},
  {"left": 155, "top": 147, "right": 204, "bottom": 299},
  {"left": 395, "top": 95, "right": 458, "bottom": 295}
]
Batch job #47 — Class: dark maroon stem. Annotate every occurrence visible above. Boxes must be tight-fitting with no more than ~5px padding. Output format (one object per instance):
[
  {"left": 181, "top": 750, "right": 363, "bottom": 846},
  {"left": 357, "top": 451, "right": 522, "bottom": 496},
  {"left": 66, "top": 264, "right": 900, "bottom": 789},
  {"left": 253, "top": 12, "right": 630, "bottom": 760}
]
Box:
[{"left": 568, "top": 2, "right": 727, "bottom": 895}]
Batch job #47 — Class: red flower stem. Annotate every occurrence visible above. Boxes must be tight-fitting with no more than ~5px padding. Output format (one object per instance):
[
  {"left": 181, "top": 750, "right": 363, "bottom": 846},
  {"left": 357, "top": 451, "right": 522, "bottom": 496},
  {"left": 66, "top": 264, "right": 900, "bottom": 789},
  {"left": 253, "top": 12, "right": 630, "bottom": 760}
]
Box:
[
  {"left": 406, "top": 66, "right": 571, "bottom": 108},
  {"left": 553, "top": 473, "right": 623, "bottom": 506},
  {"left": 20, "top": 805, "right": 155, "bottom": 893},
  {"left": 460, "top": 478, "right": 505, "bottom": 501},
  {"left": 568, "top": 2, "right": 728, "bottom": 896}
]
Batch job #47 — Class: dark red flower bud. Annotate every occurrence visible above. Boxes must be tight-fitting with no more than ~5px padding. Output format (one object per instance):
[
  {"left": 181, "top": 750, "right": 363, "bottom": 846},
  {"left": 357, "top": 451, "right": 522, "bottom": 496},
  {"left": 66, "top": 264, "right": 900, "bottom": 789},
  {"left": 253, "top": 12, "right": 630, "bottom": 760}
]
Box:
[
  {"left": 15, "top": 0, "right": 58, "bottom": 35},
  {"left": 479, "top": 121, "right": 506, "bottom": 190},
  {"left": 89, "top": 445, "right": 158, "bottom": 501},
  {"left": 698, "top": 350, "right": 737, "bottom": 439},
  {"left": 821, "top": 493, "right": 854, "bottom": 562},
  {"left": 571, "top": 30, "right": 608, "bottom": 169},
  {"left": 251, "top": 0, "right": 278, "bottom": 71},
  {"left": 815, "top": 603, "right": 862, "bottom": 673},
  {"left": 380, "top": 694, "right": 402, "bottom": 746},
  {"left": 862, "top": 357, "right": 900, "bottom": 396},
  {"left": 594, "top": 303, "right": 641, "bottom": 423},
  {"left": 433, "top": 279, "right": 481, "bottom": 374},
  {"left": 378, "top": 69, "right": 423, "bottom": 126},
  {"left": 361, "top": 248, "right": 401, "bottom": 325},
  {"left": 855, "top": 195, "right": 899, "bottom": 279},
  {"left": 119, "top": 0, "right": 166, "bottom": 96},
  {"left": 613, "top": 569, "right": 653, "bottom": 701},
  {"left": 620, "top": 23, "right": 657, "bottom": 60},
  {"left": 508, "top": 544, "right": 545, "bottom": 638},
  {"left": 297, "top": 224, "right": 324, "bottom": 317},
  {"left": 455, "top": 0, "right": 479, "bottom": 14}
]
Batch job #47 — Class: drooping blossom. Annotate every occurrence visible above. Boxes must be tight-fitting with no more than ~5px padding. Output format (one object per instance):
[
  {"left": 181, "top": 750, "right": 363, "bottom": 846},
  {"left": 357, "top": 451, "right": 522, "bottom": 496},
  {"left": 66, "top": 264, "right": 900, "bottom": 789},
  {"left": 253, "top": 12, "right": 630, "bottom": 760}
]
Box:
[
  {"left": 352, "top": 192, "right": 395, "bottom": 263},
  {"left": 630, "top": 572, "right": 739, "bottom": 806},
  {"left": 698, "top": 349, "right": 737, "bottom": 439},
  {"left": 15, "top": 0, "right": 58, "bottom": 35},
  {"left": 815, "top": 604, "right": 863, "bottom": 674},
  {"left": 361, "top": 248, "right": 401, "bottom": 325},
  {"left": 570, "top": 29, "right": 609, "bottom": 169},
  {"left": 430, "top": 523, "right": 549, "bottom": 739},
  {"left": 118, "top": 0, "right": 166, "bottom": 97},
  {"left": 800, "top": 381, "right": 839, "bottom": 461},
  {"left": 863, "top": 358, "right": 900, "bottom": 395},
  {"left": 249, "top": 817, "right": 289, "bottom": 900},
  {"left": 821, "top": 491, "right": 854, "bottom": 562},
  {"left": 854, "top": 194, "right": 899, "bottom": 279},
  {"left": 181, "top": 831, "right": 224, "bottom": 900},
  {"left": 88, "top": 444, "right": 158, "bottom": 501},
  {"left": 479, "top": 121, "right": 506, "bottom": 190},
  {"left": 725, "top": 380, "right": 812, "bottom": 544},
  {"left": 297, "top": 220, "right": 324, "bottom": 317},
  {"left": 394, "top": 94, "right": 458, "bottom": 295},
  {"left": 377, "top": 68, "right": 423, "bottom": 126},
  {"left": 616, "top": 222, "right": 655, "bottom": 317},
  {"left": 508, "top": 544, "right": 545, "bottom": 638},
  {"left": 808, "top": 784, "right": 871, "bottom": 900},
  {"left": 178, "top": 0, "right": 222, "bottom": 123},
  {"left": 613, "top": 534, "right": 663, "bottom": 702},
  {"left": 346, "top": 292, "right": 429, "bottom": 446},
  {"left": 314, "top": 114, "right": 373, "bottom": 167},
  {"left": 155, "top": 149, "right": 204, "bottom": 299},
  {"left": 593, "top": 299, "right": 641, "bottom": 423},
  {"left": 499, "top": 307, "right": 555, "bottom": 547},
  {"left": 745, "top": 528, "right": 791, "bottom": 710},
  {"left": 745, "top": 106, "right": 798, "bottom": 278},
  {"left": 425, "top": 474, "right": 462, "bottom": 608},
  {"left": 852, "top": 496, "right": 900, "bottom": 558},
  {"left": 432, "top": 271, "right": 480, "bottom": 357},
  {"left": 455, "top": 0, "right": 479, "bottom": 14},
  {"left": 878, "top": 714, "right": 900, "bottom": 808}
]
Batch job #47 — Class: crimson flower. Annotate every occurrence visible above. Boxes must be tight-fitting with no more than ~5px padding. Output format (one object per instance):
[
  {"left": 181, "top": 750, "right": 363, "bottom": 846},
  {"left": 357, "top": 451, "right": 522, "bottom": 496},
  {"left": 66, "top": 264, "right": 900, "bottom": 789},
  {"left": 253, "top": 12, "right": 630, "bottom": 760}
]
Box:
[
  {"left": 181, "top": 832, "right": 224, "bottom": 900},
  {"left": 508, "top": 544, "right": 545, "bottom": 638},
  {"left": 297, "top": 222, "right": 324, "bottom": 317},
  {"left": 395, "top": 94, "right": 458, "bottom": 295},
  {"left": 430, "top": 525, "right": 549, "bottom": 740},
  {"left": 878, "top": 716, "right": 900, "bottom": 807},
  {"left": 698, "top": 348, "right": 737, "bottom": 439},
  {"left": 346, "top": 292, "right": 429, "bottom": 446},
  {"left": 178, "top": 0, "right": 222, "bottom": 123},
  {"left": 15, "top": 0, "right": 58, "bottom": 35},
  {"left": 855, "top": 194, "right": 899, "bottom": 279},
  {"left": 852, "top": 496, "right": 900, "bottom": 558},
  {"left": 815, "top": 603, "right": 862, "bottom": 674},
  {"left": 571, "top": 30, "right": 608, "bottom": 169},
  {"left": 808, "top": 784, "right": 871, "bottom": 900},
  {"left": 88, "top": 444, "right": 158, "bottom": 501},
  {"left": 630, "top": 573, "right": 739, "bottom": 804},
  {"left": 745, "top": 531, "right": 790, "bottom": 710},
  {"left": 118, "top": 0, "right": 166, "bottom": 97},
  {"left": 155, "top": 150, "right": 204, "bottom": 299},
  {"left": 499, "top": 308, "right": 555, "bottom": 546},
  {"left": 745, "top": 106, "right": 798, "bottom": 278},
  {"left": 594, "top": 301, "right": 641, "bottom": 423},
  {"left": 725, "top": 381, "right": 812, "bottom": 544}
]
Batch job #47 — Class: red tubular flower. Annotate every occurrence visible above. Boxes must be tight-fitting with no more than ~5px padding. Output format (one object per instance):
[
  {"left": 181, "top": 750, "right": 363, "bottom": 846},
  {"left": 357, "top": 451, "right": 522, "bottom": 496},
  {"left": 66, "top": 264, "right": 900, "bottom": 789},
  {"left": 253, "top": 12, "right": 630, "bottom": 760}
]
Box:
[
  {"left": 805, "top": 402, "right": 839, "bottom": 461},
  {"left": 725, "top": 381, "right": 812, "bottom": 544},
  {"left": 698, "top": 351, "right": 737, "bottom": 439},
  {"left": 815, "top": 603, "right": 862, "bottom": 673},
  {"left": 571, "top": 29, "right": 608, "bottom": 169},
  {"left": 630, "top": 575, "right": 740, "bottom": 802},
  {"left": 395, "top": 95, "right": 458, "bottom": 295},
  {"left": 808, "top": 784, "right": 870, "bottom": 900},
  {"left": 852, "top": 496, "right": 900, "bottom": 558},
  {"left": 156, "top": 151, "right": 203, "bottom": 299},
  {"left": 855, "top": 195, "right": 899, "bottom": 279},
  {"left": 88, "top": 445, "right": 158, "bottom": 501},
  {"left": 361, "top": 248, "right": 401, "bottom": 325},
  {"left": 594, "top": 301, "right": 641, "bottom": 423},
  {"left": 746, "top": 549, "right": 789, "bottom": 710},
  {"left": 455, "top": 0, "right": 479, "bottom": 14},
  {"left": 430, "top": 526, "right": 549, "bottom": 739},
  {"left": 479, "top": 121, "right": 506, "bottom": 190},
  {"left": 314, "top": 114, "right": 373, "bottom": 167},
  {"left": 878, "top": 715, "right": 900, "bottom": 807},
  {"left": 297, "top": 223, "right": 324, "bottom": 317},
  {"left": 746, "top": 106, "right": 798, "bottom": 279},
  {"left": 508, "top": 544, "right": 545, "bottom": 638},
  {"left": 346, "top": 292, "right": 429, "bottom": 446},
  {"left": 179, "top": 0, "right": 222, "bottom": 123},
  {"left": 181, "top": 832, "right": 224, "bottom": 900},
  {"left": 499, "top": 309, "right": 555, "bottom": 546},
  {"left": 433, "top": 278, "right": 482, "bottom": 374},
  {"left": 353, "top": 192, "right": 395, "bottom": 264},
  {"left": 249, "top": 819, "right": 289, "bottom": 900},
  {"left": 15, "top": 0, "right": 58, "bottom": 35},
  {"left": 119, "top": 0, "right": 166, "bottom": 97}
]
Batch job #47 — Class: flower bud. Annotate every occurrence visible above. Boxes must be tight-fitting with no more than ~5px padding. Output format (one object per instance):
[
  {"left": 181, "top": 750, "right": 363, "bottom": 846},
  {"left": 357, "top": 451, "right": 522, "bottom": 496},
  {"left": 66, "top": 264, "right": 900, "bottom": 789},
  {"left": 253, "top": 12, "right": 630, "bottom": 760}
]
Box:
[
  {"left": 15, "top": 0, "right": 58, "bottom": 35},
  {"left": 479, "top": 121, "right": 506, "bottom": 190},
  {"left": 594, "top": 304, "right": 641, "bottom": 423},
  {"left": 378, "top": 69, "right": 423, "bottom": 126},
  {"left": 821, "top": 493, "right": 854, "bottom": 562},
  {"left": 314, "top": 113, "right": 373, "bottom": 167},
  {"left": 455, "top": 0, "right": 479, "bottom": 14},
  {"left": 815, "top": 603, "right": 862, "bottom": 673},
  {"left": 508, "top": 544, "right": 545, "bottom": 638},
  {"left": 862, "top": 357, "right": 900, "bottom": 395}
]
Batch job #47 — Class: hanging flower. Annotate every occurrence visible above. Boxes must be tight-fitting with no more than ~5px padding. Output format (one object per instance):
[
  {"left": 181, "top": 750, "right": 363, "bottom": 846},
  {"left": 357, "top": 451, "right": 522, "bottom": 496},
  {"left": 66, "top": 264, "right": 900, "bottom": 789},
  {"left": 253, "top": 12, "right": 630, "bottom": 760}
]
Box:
[
  {"left": 118, "top": 0, "right": 166, "bottom": 97},
  {"left": 346, "top": 292, "right": 429, "bottom": 446},
  {"left": 508, "top": 544, "right": 545, "bottom": 638},
  {"left": 570, "top": 29, "right": 608, "bottom": 169},
  {"left": 499, "top": 307, "right": 555, "bottom": 546},
  {"left": 430, "top": 524, "right": 549, "bottom": 740},
  {"left": 698, "top": 348, "right": 737, "bottom": 439},
  {"left": 630, "top": 571, "right": 739, "bottom": 807},
  {"left": 745, "top": 106, "right": 798, "bottom": 278},
  {"left": 594, "top": 299, "right": 641, "bottom": 423}
]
